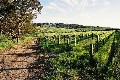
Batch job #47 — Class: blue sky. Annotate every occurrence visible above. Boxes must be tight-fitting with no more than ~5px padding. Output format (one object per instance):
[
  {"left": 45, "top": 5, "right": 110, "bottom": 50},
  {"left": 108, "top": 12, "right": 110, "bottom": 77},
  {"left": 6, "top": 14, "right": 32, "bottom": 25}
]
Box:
[{"left": 33, "top": 0, "right": 120, "bottom": 28}]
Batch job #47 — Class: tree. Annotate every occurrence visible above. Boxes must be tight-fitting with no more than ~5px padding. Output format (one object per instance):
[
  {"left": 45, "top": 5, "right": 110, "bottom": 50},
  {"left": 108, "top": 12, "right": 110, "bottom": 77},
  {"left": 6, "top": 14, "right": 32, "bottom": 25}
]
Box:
[{"left": 0, "top": 0, "right": 43, "bottom": 41}]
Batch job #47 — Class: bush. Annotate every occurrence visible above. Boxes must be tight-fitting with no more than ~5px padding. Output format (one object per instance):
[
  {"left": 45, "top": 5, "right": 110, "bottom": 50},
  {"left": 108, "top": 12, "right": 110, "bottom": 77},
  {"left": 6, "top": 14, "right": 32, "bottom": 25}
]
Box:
[{"left": 0, "top": 35, "right": 7, "bottom": 42}]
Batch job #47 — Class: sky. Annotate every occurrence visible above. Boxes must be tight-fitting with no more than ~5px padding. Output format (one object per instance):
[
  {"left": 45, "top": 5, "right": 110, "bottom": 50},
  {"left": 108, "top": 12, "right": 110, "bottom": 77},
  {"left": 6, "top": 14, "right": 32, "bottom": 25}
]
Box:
[{"left": 33, "top": 0, "right": 120, "bottom": 28}]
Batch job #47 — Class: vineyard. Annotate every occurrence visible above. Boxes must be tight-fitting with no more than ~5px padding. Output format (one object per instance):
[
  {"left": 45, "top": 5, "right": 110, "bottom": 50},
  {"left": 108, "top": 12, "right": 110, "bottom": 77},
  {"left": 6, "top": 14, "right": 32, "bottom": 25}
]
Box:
[
  {"left": 0, "top": 26, "right": 120, "bottom": 80},
  {"left": 0, "top": 0, "right": 120, "bottom": 80},
  {"left": 36, "top": 27, "right": 120, "bottom": 80}
]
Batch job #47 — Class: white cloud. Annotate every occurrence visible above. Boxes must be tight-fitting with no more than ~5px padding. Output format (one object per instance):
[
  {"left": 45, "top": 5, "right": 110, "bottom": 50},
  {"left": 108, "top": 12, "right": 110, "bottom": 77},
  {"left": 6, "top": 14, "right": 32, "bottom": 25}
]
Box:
[
  {"left": 33, "top": 0, "right": 120, "bottom": 28},
  {"left": 46, "top": 2, "right": 66, "bottom": 13},
  {"left": 91, "top": 0, "right": 98, "bottom": 6},
  {"left": 43, "top": 0, "right": 111, "bottom": 16},
  {"left": 80, "top": 0, "right": 88, "bottom": 9},
  {"left": 60, "top": 0, "right": 74, "bottom": 6},
  {"left": 45, "top": 0, "right": 89, "bottom": 14}
]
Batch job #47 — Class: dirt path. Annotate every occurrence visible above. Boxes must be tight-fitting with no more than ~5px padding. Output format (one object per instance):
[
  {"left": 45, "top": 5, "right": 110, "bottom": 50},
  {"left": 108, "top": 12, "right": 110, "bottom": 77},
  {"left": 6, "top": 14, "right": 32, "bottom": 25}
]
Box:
[{"left": 0, "top": 39, "right": 51, "bottom": 80}]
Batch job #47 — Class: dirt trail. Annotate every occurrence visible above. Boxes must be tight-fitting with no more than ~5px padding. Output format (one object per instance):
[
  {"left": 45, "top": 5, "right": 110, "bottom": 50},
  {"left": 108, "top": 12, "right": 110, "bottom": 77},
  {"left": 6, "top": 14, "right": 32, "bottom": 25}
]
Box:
[{"left": 0, "top": 39, "right": 50, "bottom": 80}]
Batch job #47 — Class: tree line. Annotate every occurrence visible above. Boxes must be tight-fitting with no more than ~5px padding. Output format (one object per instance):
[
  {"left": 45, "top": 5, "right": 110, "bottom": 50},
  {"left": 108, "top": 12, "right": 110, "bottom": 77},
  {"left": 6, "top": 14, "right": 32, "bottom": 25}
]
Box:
[
  {"left": 0, "top": 0, "right": 42, "bottom": 41},
  {"left": 35, "top": 23, "right": 120, "bottom": 31}
]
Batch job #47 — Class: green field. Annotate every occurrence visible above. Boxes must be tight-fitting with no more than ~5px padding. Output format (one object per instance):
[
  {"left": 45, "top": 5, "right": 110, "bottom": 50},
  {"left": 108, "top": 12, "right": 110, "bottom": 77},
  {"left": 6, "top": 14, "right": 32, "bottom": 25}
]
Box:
[
  {"left": 0, "top": 26, "right": 120, "bottom": 80},
  {"left": 31, "top": 26, "right": 120, "bottom": 79},
  {"left": 1, "top": 0, "right": 120, "bottom": 79}
]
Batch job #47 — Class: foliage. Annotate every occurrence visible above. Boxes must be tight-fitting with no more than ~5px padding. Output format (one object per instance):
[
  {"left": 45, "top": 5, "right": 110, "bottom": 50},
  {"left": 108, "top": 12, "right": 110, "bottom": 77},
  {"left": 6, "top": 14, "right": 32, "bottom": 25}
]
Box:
[
  {"left": 36, "top": 29, "right": 119, "bottom": 80},
  {"left": 0, "top": 0, "right": 42, "bottom": 38}
]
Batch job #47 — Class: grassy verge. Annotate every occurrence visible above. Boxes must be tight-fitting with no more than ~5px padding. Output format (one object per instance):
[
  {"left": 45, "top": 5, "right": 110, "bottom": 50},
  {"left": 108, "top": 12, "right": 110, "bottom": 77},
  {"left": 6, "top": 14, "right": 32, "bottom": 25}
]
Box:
[
  {"left": 0, "top": 34, "right": 34, "bottom": 51},
  {"left": 94, "top": 34, "right": 115, "bottom": 64}
]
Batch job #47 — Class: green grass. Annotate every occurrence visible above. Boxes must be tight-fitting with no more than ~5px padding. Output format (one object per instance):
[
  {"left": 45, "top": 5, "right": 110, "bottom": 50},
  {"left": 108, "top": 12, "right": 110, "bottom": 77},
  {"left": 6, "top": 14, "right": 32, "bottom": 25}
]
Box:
[
  {"left": 94, "top": 34, "right": 114, "bottom": 64},
  {"left": 36, "top": 28, "right": 117, "bottom": 79},
  {"left": 0, "top": 34, "right": 33, "bottom": 50},
  {"left": 0, "top": 26, "right": 119, "bottom": 79}
]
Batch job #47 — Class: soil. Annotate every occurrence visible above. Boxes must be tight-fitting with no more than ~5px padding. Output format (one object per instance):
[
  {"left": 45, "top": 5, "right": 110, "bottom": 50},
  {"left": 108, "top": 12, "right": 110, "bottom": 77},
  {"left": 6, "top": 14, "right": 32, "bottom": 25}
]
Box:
[{"left": 0, "top": 38, "right": 52, "bottom": 80}]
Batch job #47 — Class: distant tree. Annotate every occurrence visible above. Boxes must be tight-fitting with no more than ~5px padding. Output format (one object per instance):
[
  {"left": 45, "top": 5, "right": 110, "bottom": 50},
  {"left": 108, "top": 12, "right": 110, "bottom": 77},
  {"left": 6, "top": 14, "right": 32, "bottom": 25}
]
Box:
[{"left": 0, "top": 0, "right": 43, "bottom": 41}]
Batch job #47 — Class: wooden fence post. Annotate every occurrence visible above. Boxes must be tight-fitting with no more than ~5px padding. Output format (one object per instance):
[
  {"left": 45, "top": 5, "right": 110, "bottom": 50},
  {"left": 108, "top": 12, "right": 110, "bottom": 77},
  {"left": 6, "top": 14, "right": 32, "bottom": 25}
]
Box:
[
  {"left": 86, "top": 34, "right": 88, "bottom": 38},
  {"left": 67, "top": 35, "right": 70, "bottom": 44},
  {"left": 78, "top": 35, "right": 81, "bottom": 41},
  {"left": 92, "top": 33, "right": 94, "bottom": 39},
  {"left": 96, "top": 35, "right": 99, "bottom": 52},
  {"left": 90, "top": 44, "right": 94, "bottom": 64},
  {"left": 82, "top": 34, "right": 83, "bottom": 38},
  {"left": 58, "top": 35, "right": 60, "bottom": 44},
  {"left": 90, "top": 44, "right": 94, "bottom": 58},
  {"left": 53, "top": 35, "right": 56, "bottom": 43},
  {"left": 88, "top": 34, "right": 90, "bottom": 37},
  {"left": 74, "top": 35, "right": 77, "bottom": 46},
  {"left": 102, "top": 39, "right": 105, "bottom": 45},
  {"left": 63, "top": 35, "right": 66, "bottom": 44}
]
